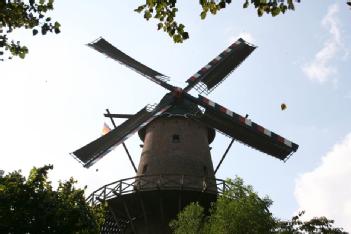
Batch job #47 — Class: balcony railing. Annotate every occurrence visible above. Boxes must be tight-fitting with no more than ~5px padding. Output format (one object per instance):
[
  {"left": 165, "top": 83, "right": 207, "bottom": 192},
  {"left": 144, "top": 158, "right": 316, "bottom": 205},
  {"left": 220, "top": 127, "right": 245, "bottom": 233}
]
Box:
[{"left": 87, "top": 174, "right": 230, "bottom": 205}]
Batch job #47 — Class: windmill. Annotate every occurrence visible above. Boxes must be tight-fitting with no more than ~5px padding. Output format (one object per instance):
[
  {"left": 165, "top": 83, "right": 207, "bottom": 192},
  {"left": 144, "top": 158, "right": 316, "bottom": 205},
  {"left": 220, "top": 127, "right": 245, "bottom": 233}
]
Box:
[{"left": 71, "top": 37, "right": 298, "bottom": 233}]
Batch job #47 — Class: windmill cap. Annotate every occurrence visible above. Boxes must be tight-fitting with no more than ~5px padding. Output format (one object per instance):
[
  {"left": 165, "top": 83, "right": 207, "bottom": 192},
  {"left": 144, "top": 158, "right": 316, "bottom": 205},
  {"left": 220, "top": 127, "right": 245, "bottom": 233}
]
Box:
[
  {"left": 138, "top": 119, "right": 215, "bottom": 144},
  {"left": 138, "top": 94, "right": 215, "bottom": 143}
]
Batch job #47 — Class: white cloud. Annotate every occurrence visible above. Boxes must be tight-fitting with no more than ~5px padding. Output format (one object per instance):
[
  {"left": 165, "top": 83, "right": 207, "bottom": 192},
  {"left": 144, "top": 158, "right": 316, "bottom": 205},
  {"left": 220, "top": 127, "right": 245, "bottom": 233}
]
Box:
[
  {"left": 302, "top": 4, "right": 344, "bottom": 83},
  {"left": 294, "top": 133, "right": 351, "bottom": 232},
  {"left": 229, "top": 32, "right": 255, "bottom": 44}
]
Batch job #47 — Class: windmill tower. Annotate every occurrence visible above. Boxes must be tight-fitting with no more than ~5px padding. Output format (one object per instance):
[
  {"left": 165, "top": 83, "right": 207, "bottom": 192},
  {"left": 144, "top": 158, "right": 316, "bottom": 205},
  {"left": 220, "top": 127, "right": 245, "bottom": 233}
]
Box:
[{"left": 71, "top": 38, "right": 298, "bottom": 233}]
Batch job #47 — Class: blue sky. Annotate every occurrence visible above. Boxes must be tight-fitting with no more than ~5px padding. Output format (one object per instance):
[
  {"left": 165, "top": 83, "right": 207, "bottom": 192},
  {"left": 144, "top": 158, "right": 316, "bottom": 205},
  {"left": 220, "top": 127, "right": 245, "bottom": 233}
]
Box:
[{"left": 1, "top": 1, "right": 351, "bottom": 230}]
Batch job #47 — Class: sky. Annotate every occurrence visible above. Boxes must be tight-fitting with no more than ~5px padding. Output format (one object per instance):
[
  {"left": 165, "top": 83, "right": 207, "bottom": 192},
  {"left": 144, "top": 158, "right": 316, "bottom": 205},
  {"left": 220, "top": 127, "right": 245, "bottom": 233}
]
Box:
[{"left": 1, "top": 0, "right": 351, "bottom": 231}]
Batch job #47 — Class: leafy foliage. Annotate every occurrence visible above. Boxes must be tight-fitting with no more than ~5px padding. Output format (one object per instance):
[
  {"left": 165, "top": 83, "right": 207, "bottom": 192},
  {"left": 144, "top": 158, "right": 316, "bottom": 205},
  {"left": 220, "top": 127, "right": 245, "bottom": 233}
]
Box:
[
  {"left": 0, "top": 0, "right": 302, "bottom": 59},
  {"left": 170, "top": 177, "right": 348, "bottom": 234},
  {"left": 135, "top": 0, "right": 301, "bottom": 43},
  {"left": 0, "top": 0, "right": 60, "bottom": 60},
  {"left": 169, "top": 202, "right": 205, "bottom": 234},
  {"left": 276, "top": 211, "right": 348, "bottom": 234},
  {"left": 170, "top": 177, "right": 276, "bottom": 234},
  {"left": 0, "top": 165, "right": 105, "bottom": 233},
  {"left": 134, "top": 1, "right": 189, "bottom": 44},
  {"left": 206, "top": 177, "right": 276, "bottom": 233}
]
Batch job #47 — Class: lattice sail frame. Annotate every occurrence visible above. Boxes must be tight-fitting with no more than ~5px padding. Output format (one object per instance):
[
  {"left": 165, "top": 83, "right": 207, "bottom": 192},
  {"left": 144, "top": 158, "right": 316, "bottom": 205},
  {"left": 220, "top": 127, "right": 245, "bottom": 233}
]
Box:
[
  {"left": 71, "top": 37, "right": 298, "bottom": 168},
  {"left": 185, "top": 38, "right": 256, "bottom": 95},
  {"left": 194, "top": 95, "right": 298, "bottom": 161},
  {"left": 71, "top": 102, "right": 172, "bottom": 168}
]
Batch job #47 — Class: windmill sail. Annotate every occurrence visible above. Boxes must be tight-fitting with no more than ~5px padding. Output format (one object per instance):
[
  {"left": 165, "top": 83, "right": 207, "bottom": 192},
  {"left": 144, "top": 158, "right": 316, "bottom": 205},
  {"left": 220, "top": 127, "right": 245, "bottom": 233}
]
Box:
[
  {"left": 88, "top": 37, "right": 175, "bottom": 91},
  {"left": 71, "top": 103, "right": 172, "bottom": 168},
  {"left": 188, "top": 94, "right": 298, "bottom": 160},
  {"left": 184, "top": 38, "right": 256, "bottom": 94}
]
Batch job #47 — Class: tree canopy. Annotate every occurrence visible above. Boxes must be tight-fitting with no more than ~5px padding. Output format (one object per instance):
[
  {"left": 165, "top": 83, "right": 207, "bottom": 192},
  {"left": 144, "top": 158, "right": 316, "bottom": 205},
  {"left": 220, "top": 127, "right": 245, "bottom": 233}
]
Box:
[
  {"left": 170, "top": 177, "right": 348, "bottom": 234},
  {"left": 0, "top": 165, "right": 105, "bottom": 233},
  {"left": 135, "top": 0, "right": 302, "bottom": 43},
  {"left": 0, "top": 0, "right": 303, "bottom": 60},
  {"left": 0, "top": 0, "right": 60, "bottom": 60},
  {"left": 276, "top": 211, "right": 348, "bottom": 234}
]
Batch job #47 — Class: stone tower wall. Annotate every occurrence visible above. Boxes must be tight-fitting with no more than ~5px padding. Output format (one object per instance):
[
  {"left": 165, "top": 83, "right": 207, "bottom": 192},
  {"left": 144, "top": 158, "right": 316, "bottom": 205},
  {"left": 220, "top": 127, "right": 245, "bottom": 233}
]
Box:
[{"left": 137, "top": 117, "right": 215, "bottom": 180}]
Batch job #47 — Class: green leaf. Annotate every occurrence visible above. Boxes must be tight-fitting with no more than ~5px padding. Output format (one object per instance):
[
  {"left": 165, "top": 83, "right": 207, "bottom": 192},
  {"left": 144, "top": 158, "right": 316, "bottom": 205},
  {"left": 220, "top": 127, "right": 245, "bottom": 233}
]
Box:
[
  {"left": 169, "top": 29, "right": 175, "bottom": 36},
  {"left": 182, "top": 32, "right": 189, "bottom": 40},
  {"left": 219, "top": 2, "right": 226, "bottom": 9},
  {"left": 19, "top": 52, "right": 26, "bottom": 59},
  {"left": 200, "top": 11, "right": 207, "bottom": 20},
  {"left": 144, "top": 10, "right": 152, "bottom": 20},
  {"left": 54, "top": 21, "right": 61, "bottom": 28},
  {"left": 135, "top": 5, "right": 146, "bottom": 13},
  {"left": 157, "top": 23, "right": 163, "bottom": 30},
  {"left": 271, "top": 7, "right": 281, "bottom": 16},
  {"left": 32, "top": 29, "right": 38, "bottom": 36},
  {"left": 173, "top": 34, "right": 182, "bottom": 43}
]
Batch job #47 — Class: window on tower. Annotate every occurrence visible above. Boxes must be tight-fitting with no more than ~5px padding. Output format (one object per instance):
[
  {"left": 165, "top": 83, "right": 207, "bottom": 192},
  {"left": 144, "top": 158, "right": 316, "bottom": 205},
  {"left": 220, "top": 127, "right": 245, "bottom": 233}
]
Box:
[{"left": 172, "top": 134, "right": 180, "bottom": 143}]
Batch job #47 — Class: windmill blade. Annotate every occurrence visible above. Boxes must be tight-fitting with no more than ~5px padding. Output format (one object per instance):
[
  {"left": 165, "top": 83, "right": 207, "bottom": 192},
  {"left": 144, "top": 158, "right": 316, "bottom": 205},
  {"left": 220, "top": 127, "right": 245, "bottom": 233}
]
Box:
[
  {"left": 71, "top": 102, "right": 173, "bottom": 168},
  {"left": 185, "top": 94, "right": 298, "bottom": 161},
  {"left": 88, "top": 37, "right": 175, "bottom": 91},
  {"left": 184, "top": 38, "right": 256, "bottom": 94}
]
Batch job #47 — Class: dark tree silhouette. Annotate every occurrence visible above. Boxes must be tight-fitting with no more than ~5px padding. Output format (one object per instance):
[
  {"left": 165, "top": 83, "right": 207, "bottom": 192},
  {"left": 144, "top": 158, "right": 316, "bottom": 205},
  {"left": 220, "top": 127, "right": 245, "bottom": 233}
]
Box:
[
  {"left": 135, "top": 0, "right": 302, "bottom": 43},
  {"left": 0, "top": 165, "right": 105, "bottom": 233},
  {"left": 0, "top": 0, "right": 60, "bottom": 60}
]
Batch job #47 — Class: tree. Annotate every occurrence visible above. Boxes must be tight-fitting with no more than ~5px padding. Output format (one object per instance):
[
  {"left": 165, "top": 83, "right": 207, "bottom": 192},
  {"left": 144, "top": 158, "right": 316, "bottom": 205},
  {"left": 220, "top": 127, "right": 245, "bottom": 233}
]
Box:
[
  {"left": 170, "top": 177, "right": 276, "bottom": 234},
  {"left": 276, "top": 211, "right": 348, "bottom": 234},
  {"left": 0, "top": 0, "right": 60, "bottom": 60},
  {"left": 135, "top": 0, "right": 302, "bottom": 43},
  {"left": 0, "top": 0, "right": 301, "bottom": 60},
  {"left": 0, "top": 165, "right": 105, "bottom": 233},
  {"left": 170, "top": 177, "right": 348, "bottom": 234}
]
